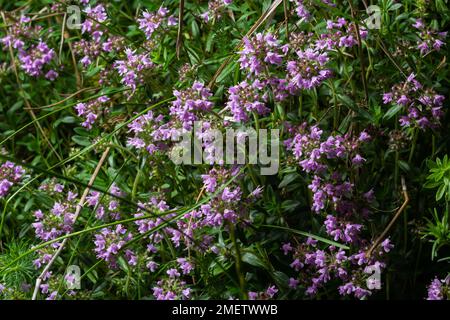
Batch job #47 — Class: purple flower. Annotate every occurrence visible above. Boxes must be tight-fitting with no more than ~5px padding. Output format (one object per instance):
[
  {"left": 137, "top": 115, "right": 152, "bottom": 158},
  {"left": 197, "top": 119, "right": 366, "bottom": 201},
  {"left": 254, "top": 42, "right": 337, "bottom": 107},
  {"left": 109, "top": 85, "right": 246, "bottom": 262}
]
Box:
[
  {"left": 248, "top": 291, "right": 258, "bottom": 300},
  {"left": 45, "top": 69, "right": 58, "bottom": 81},
  {"left": 358, "top": 131, "right": 371, "bottom": 142},
  {"left": 125, "top": 250, "right": 138, "bottom": 266},
  {"left": 291, "top": 0, "right": 311, "bottom": 20},
  {"left": 46, "top": 291, "right": 58, "bottom": 300},
  {"left": 170, "top": 81, "right": 214, "bottom": 129},
  {"left": 413, "top": 19, "right": 424, "bottom": 29},
  {"left": 282, "top": 242, "right": 293, "bottom": 255},
  {"left": 221, "top": 187, "right": 241, "bottom": 202},
  {"left": 0, "top": 179, "right": 13, "bottom": 198},
  {"left": 250, "top": 186, "right": 264, "bottom": 198},
  {"left": 137, "top": 7, "right": 177, "bottom": 40},
  {"left": 286, "top": 49, "right": 332, "bottom": 92},
  {"left": 74, "top": 96, "right": 110, "bottom": 129},
  {"left": 288, "top": 278, "right": 300, "bottom": 289},
  {"left": 382, "top": 93, "right": 393, "bottom": 104},
  {"left": 153, "top": 278, "right": 191, "bottom": 300},
  {"left": 81, "top": 5, "right": 107, "bottom": 34},
  {"left": 414, "top": 22, "right": 446, "bottom": 55},
  {"left": 397, "top": 95, "right": 410, "bottom": 106},
  {"left": 18, "top": 41, "right": 55, "bottom": 77},
  {"left": 201, "top": 0, "right": 233, "bottom": 23},
  {"left": 265, "top": 285, "right": 278, "bottom": 298},
  {"left": 383, "top": 74, "right": 445, "bottom": 129},
  {"left": 167, "top": 268, "right": 181, "bottom": 278},
  {"left": 290, "top": 258, "right": 304, "bottom": 271},
  {"left": 238, "top": 33, "right": 286, "bottom": 76},
  {"left": 114, "top": 48, "right": 154, "bottom": 94},
  {"left": 177, "top": 258, "right": 194, "bottom": 275},
  {"left": 426, "top": 278, "right": 445, "bottom": 300},
  {"left": 93, "top": 224, "right": 133, "bottom": 266},
  {"left": 352, "top": 154, "right": 365, "bottom": 165},
  {"left": 146, "top": 261, "right": 158, "bottom": 272},
  {"left": 339, "top": 282, "right": 355, "bottom": 295},
  {"left": 226, "top": 80, "right": 269, "bottom": 122},
  {"left": 202, "top": 174, "right": 217, "bottom": 192}
]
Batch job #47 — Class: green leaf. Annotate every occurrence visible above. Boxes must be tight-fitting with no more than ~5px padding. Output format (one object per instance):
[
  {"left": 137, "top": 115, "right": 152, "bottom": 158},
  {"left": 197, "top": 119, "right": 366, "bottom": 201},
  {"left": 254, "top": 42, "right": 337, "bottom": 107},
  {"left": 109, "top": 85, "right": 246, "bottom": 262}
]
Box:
[
  {"left": 216, "top": 60, "right": 238, "bottom": 83},
  {"left": 241, "top": 252, "right": 268, "bottom": 270},
  {"left": 271, "top": 270, "right": 289, "bottom": 289},
  {"left": 7, "top": 100, "right": 24, "bottom": 118},
  {"left": 278, "top": 173, "right": 299, "bottom": 188},
  {"left": 261, "top": 225, "right": 350, "bottom": 249},
  {"left": 383, "top": 104, "right": 403, "bottom": 120},
  {"left": 72, "top": 135, "right": 91, "bottom": 146},
  {"left": 191, "top": 20, "right": 200, "bottom": 37},
  {"left": 398, "top": 160, "right": 410, "bottom": 172},
  {"left": 436, "top": 184, "right": 445, "bottom": 201},
  {"left": 53, "top": 116, "right": 77, "bottom": 128},
  {"left": 389, "top": 3, "right": 402, "bottom": 10}
]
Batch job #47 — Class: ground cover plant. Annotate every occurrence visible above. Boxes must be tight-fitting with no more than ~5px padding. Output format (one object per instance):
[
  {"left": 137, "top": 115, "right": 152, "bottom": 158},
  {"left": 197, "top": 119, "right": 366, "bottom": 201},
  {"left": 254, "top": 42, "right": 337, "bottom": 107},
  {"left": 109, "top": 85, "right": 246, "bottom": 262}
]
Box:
[{"left": 0, "top": 0, "right": 449, "bottom": 300}]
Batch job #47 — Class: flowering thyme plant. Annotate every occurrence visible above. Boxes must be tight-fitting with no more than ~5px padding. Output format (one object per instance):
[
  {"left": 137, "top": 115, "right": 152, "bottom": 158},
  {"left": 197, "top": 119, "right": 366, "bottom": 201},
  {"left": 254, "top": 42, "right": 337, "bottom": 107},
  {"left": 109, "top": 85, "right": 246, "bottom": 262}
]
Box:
[{"left": 0, "top": 0, "right": 448, "bottom": 301}]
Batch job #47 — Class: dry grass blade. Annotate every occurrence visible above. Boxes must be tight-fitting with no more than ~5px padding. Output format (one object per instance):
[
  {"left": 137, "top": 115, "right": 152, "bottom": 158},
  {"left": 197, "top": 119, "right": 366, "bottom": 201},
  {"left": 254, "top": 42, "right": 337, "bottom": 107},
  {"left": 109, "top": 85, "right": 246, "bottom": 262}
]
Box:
[
  {"left": 283, "top": 0, "right": 289, "bottom": 40},
  {"left": 176, "top": 0, "right": 185, "bottom": 59},
  {"left": 58, "top": 13, "right": 67, "bottom": 65},
  {"left": 31, "top": 147, "right": 111, "bottom": 300},
  {"left": 366, "top": 177, "right": 409, "bottom": 258}
]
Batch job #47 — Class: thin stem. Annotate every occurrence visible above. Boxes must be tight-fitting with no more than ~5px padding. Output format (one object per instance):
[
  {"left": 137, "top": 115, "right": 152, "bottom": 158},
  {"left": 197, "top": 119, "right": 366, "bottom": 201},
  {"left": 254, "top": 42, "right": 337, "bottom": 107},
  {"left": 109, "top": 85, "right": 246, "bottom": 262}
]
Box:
[
  {"left": 394, "top": 150, "right": 399, "bottom": 189},
  {"left": 367, "top": 177, "right": 409, "bottom": 257},
  {"left": 408, "top": 129, "right": 418, "bottom": 163},
  {"left": 347, "top": 0, "right": 369, "bottom": 105},
  {"left": 176, "top": 0, "right": 185, "bottom": 59},
  {"left": 229, "top": 222, "right": 246, "bottom": 299},
  {"left": 283, "top": 0, "right": 289, "bottom": 40}
]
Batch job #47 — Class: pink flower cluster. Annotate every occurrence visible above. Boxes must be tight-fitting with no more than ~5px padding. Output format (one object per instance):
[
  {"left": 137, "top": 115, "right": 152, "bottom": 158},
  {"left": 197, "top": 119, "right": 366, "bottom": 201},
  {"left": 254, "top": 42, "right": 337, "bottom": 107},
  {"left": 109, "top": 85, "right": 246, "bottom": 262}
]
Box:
[
  {"left": 81, "top": 4, "right": 108, "bottom": 35},
  {"left": 382, "top": 73, "right": 445, "bottom": 129},
  {"left": 226, "top": 80, "right": 269, "bottom": 122},
  {"left": 283, "top": 238, "right": 392, "bottom": 299},
  {"left": 200, "top": 0, "right": 233, "bottom": 23},
  {"left": 74, "top": 95, "right": 110, "bottom": 129},
  {"left": 18, "top": 41, "right": 56, "bottom": 78},
  {"left": 427, "top": 276, "right": 449, "bottom": 300},
  {"left": 248, "top": 285, "right": 278, "bottom": 300},
  {"left": 0, "top": 161, "right": 25, "bottom": 198},
  {"left": 0, "top": 15, "right": 58, "bottom": 80},
  {"left": 413, "top": 19, "right": 446, "bottom": 55},
  {"left": 32, "top": 193, "right": 77, "bottom": 243},
  {"left": 284, "top": 124, "right": 395, "bottom": 298},
  {"left": 114, "top": 48, "right": 155, "bottom": 94},
  {"left": 170, "top": 81, "right": 214, "bottom": 129},
  {"left": 239, "top": 33, "right": 288, "bottom": 76},
  {"left": 0, "top": 15, "right": 39, "bottom": 50},
  {"left": 93, "top": 224, "right": 133, "bottom": 267},
  {"left": 137, "top": 7, "right": 177, "bottom": 40},
  {"left": 32, "top": 183, "right": 78, "bottom": 269},
  {"left": 127, "top": 110, "right": 175, "bottom": 155},
  {"left": 85, "top": 183, "right": 124, "bottom": 221},
  {"left": 152, "top": 266, "right": 191, "bottom": 300}
]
